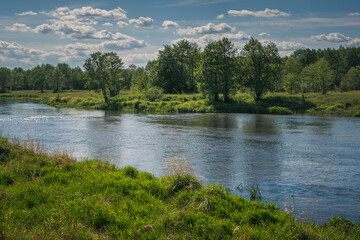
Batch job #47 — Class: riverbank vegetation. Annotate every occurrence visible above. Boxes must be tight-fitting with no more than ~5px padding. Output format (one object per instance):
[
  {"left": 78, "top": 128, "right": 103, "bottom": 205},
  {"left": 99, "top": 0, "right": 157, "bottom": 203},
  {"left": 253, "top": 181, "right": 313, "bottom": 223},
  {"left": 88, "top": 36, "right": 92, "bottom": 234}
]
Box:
[
  {"left": 1, "top": 137, "right": 359, "bottom": 239},
  {"left": 1, "top": 37, "right": 360, "bottom": 116},
  {"left": 1, "top": 90, "right": 360, "bottom": 117}
]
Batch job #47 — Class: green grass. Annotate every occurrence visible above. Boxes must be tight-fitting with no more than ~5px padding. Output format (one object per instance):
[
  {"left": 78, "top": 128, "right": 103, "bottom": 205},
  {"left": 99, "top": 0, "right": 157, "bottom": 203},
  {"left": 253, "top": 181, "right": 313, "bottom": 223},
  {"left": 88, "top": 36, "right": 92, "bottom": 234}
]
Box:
[
  {"left": 0, "top": 137, "right": 359, "bottom": 239},
  {"left": 1, "top": 90, "right": 360, "bottom": 117}
]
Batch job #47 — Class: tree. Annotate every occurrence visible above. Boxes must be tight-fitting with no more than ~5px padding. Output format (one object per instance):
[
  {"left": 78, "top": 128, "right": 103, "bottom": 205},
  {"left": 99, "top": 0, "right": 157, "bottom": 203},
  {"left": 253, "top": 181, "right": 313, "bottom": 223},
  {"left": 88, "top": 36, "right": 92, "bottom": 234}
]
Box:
[
  {"left": 340, "top": 66, "right": 360, "bottom": 91},
  {"left": 282, "top": 58, "right": 303, "bottom": 93},
  {"left": 149, "top": 40, "right": 200, "bottom": 93},
  {"left": 30, "top": 65, "right": 46, "bottom": 92},
  {"left": 198, "top": 38, "right": 237, "bottom": 101},
  {"left": 84, "top": 52, "right": 124, "bottom": 102},
  {"left": 11, "top": 67, "right": 24, "bottom": 91},
  {"left": 0, "top": 67, "right": 11, "bottom": 93},
  {"left": 241, "top": 38, "right": 281, "bottom": 101},
  {"left": 51, "top": 68, "right": 65, "bottom": 93},
  {"left": 313, "top": 58, "right": 335, "bottom": 94}
]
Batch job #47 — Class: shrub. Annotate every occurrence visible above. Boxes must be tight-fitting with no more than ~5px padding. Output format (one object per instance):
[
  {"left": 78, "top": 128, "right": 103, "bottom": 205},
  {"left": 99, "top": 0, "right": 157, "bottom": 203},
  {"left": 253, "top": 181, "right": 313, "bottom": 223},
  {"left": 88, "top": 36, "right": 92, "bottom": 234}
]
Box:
[
  {"left": 143, "top": 87, "right": 164, "bottom": 101},
  {"left": 268, "top": 106, "right": 293, "bottom": 115}
]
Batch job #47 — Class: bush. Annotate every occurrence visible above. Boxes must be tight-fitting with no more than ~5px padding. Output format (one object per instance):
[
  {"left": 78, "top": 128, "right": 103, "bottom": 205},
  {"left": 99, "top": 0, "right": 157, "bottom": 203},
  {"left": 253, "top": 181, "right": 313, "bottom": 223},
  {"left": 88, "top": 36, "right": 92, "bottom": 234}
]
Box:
[
  {"left": 268, "top": 106, "right": 293, "bottom": 115},
  {"left": 142, "top": 87, "right": 164, "bottom": 101}
]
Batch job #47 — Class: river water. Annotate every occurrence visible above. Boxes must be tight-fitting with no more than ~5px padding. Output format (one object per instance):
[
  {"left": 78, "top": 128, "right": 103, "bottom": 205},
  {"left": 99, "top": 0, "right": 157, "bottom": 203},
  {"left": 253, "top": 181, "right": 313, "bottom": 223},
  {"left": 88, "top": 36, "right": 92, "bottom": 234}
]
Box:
[{"left": 1, "top": 99, "right": 360, "bottom": 222}]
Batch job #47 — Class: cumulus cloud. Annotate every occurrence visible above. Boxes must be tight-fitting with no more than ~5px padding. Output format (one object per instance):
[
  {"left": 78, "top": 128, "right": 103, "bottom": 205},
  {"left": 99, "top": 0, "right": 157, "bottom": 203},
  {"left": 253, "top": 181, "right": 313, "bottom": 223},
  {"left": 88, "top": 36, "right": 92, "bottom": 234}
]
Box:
[
  {"left": 162, "top": 20, "right": 180, "bottom": 29},
  {"left": 0, "top": 40, "right": 65, "bottom": 65},
  {"left": 349, "top": 12, "right": 360, "bottom": 16},
  {"left": 117, "top": 21, "right": 129, "bottom": 27},
  {"left": 228, "top": 8, "right": 290, "bottom": 17},
  {"left": 63, "top": 39, "right": 146, "bottom": 56},
  {"left": 129, "top": 17, "right": 154, "bottom": 28},
  {"left": 32, "top": 20, "right": 138, "bottom": 41},
  {"left": 102, "top": 22, "right": 113, "bottom": 27},
  {"left": 311, "top": 33, "right": 352, "bottom": 42},
  {"left": 216, "top": 14, "right": 225, "bottom": 19},
  {"left": 5, "top": 23, "right": 31, "bottom": 32},
  {"left": 276, "top": 41, "right": 306, "bottom": 50},
  {"left": 172, "top": 30, "right": 250, "bottom": 47},
  {"left": 17, "top": 11, "right": 37, "bottom": 16},
  {"left": 177, "top": 23, "right": 235, "bottom": 35},
  {"left": 258, "top": 32, "right": 270, "bottom": 37},
  {"left": 45, "top": 6, "right": 127, "bottom": 21},
  {"left": 311, "top": 33, "right": 360, "bottom": 46},
  {"left": 122, "top": 52, "right": 158, "bottom": 63}
]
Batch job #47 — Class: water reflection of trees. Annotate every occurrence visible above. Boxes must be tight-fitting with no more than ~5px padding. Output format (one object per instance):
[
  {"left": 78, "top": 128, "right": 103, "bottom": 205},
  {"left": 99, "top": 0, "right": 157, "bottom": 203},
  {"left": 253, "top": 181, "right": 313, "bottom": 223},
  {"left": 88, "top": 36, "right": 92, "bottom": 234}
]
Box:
[{"left": 240, "top": 115, "right": 283, "bottom": 183}]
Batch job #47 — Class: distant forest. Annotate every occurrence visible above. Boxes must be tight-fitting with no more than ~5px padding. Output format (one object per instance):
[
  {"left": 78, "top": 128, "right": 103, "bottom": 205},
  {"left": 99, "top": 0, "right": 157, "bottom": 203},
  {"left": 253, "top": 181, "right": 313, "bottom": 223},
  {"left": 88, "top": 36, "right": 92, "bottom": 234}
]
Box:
[{"left": 1, "top": 37, "right": 360, "bottom": 101}]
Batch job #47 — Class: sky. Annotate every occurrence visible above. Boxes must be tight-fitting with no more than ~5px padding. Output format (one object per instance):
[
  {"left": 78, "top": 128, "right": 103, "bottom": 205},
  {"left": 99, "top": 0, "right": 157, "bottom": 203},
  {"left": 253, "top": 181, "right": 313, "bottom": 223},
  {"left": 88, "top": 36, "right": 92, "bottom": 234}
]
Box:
[{"left": 0, "top": 0, "right": 359, "bottom": 69}]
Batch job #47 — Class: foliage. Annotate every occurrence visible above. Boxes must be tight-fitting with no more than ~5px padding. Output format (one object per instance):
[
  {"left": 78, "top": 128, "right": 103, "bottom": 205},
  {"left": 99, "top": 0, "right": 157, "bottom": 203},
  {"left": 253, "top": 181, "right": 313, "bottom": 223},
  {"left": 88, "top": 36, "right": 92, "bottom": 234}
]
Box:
[
  {"left": 240, "top": 38, "right": 282, "bottom": 101},
  {"left": 198, "top": 37, "right": 237, "bottom": 102},
  {"left": 340, "top": 66, "right": 360, "bottom": 91},
  {"left": 269, "top": 106, "right": 293, "bottom": 115},
  {"left": 149, "top": 40, "right": 200, "bottom": 93},
  {"left": 0, "top": 67, "right": 11, "bottom": 93},
  {"left": 84, "top": 52, "right": 124, "bottom": 102}
]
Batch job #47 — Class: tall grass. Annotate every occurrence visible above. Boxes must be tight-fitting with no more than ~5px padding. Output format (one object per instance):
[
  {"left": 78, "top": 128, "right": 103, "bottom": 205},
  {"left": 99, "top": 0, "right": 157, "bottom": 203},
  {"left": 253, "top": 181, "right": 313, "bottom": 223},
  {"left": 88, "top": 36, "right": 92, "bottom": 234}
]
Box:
[{"left": 1, "top": 137, "right": 359, "bottom": 239}]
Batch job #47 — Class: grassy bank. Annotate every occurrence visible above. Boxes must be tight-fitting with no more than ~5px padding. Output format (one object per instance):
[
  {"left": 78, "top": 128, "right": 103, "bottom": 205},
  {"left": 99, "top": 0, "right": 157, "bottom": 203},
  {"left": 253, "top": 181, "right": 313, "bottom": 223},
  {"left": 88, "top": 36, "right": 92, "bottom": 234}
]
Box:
[
  {"left": 1, "top": 90, "right": 360, "bottom": 117},
  {"left": 0, "top": 138, "right": 359, "bottom": 239}
]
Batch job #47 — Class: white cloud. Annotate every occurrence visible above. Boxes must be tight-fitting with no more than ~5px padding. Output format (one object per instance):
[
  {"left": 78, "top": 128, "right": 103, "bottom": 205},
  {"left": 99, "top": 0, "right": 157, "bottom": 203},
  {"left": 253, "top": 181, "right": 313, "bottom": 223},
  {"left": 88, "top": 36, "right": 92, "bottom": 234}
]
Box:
[
  {"left": 100, "top": 39, "right": 146, "bottom": 51},
  {"left": 177, "top": 23, "right": 235, "bottom": 35},
  {"left": 5, "top": 23, "right": 31, "bottom": 32},
  {"left": 17, "top": 11, "right": 37, "bottom": 16},
  {"left": 45, "top": 6, "right": 127, "bottom": 21},
  {"left": 216, "top": 14, "right": 225, "bottom": 19},
  {"left": 349, "top": 12, "right": 360, "bottom": 16},
  {"left": 32, "top": 20, "right": 138, "bottom": 41},
  {"left": 259, "top": 39, "right": 306, "bottom": 50},
  {"left": 228, "top": 8, "right": 290, "bottom": 18},
  {"left": 0, "top": 40, "right": 65, "bottom": 65},
  {"left": 122, "top": 52, "right": 158, "bottom": 63},
  {"left": 258, "top": 32, "right": 270, "bottom": 37},
  {"left": 172, "top": 30, "right": 250, "bottom": 47},
  {"left": 276, "top": 41, "right": 306, "bottom": 50},
  {"left": 311, "top": 33, "right": 360, "bottom": 46},
  {"left": 63, "top": 39, "right": 147, "bottom": 56},
  {"left": 311, "top": 33, "right": 352, "bottom": 43},
  {"left": 162, "top": 20, "right": 180, "bottom": 29},
  {"left": 117, "top": 21, "right": 129, "bottom": 27},
  {"left": 102, "top": 23, "right": 113, "bottom": 27},
  {"left": 129, "top": 17, "right": 154, "bottom": 28}
]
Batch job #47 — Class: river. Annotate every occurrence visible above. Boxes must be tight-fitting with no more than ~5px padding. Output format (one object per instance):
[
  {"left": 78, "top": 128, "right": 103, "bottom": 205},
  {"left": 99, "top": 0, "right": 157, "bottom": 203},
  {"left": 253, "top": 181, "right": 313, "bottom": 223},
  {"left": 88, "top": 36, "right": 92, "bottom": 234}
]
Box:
[{"left": 1, "top": 99, "right": 360, "bottom": 222}]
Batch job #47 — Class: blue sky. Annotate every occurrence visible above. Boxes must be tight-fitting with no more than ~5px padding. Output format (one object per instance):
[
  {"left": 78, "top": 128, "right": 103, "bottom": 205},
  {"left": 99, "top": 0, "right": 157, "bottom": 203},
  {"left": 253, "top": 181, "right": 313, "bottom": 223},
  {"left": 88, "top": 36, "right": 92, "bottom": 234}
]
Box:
[{"left": 1, "top": 0, "right": 359, "bottom": 69}]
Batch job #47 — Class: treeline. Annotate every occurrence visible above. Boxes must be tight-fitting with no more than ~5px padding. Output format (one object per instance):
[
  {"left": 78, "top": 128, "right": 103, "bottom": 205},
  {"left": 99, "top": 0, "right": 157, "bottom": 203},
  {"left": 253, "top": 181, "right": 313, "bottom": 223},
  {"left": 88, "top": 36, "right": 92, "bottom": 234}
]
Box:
[{"left": 1, "top": 38, "right": 360, "bottom": 101}]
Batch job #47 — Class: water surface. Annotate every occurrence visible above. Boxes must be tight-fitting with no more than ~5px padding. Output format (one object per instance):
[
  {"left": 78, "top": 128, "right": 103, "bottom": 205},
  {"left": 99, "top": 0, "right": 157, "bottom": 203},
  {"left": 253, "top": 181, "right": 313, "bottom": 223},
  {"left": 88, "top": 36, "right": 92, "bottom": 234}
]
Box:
[{"left": 1, "top": 99, "right": 359, "bottom": 222}]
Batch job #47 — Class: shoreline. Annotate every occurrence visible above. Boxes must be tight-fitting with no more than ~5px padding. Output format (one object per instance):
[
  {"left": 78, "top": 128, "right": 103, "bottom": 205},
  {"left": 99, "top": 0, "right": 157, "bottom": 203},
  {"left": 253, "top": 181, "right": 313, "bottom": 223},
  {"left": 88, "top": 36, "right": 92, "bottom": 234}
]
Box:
[{"left": 1, "top": 90, "right": 360, "bottom": 117}]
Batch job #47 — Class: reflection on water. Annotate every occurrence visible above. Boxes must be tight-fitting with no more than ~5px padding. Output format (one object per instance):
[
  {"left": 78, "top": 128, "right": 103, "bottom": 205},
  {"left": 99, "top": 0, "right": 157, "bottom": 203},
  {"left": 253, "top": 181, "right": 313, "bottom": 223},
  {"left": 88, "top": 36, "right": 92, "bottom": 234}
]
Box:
[{"left": 1, "top": 99, "right": 360, "bottom": 222}]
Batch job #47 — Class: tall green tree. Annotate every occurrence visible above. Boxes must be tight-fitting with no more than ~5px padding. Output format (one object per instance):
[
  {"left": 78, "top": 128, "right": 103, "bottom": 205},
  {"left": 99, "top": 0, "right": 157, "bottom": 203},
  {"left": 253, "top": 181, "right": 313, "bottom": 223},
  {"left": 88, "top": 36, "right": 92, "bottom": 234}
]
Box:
[
  {"left": 11, "top": 67, "right": 24, "bottom": 91},
  {"left": 240, "top": 38, "right": 281, "bottom": 101},
  {"left": 282, "top": 58, "right": 303, "bottom": 93},
  {"left": 340, "top": 66, "right": 360, "bottom": 91},
  {"left": 198, "top": 38, "right": 237, "bottom": 101},
  {"left": 313, "top": 58, "right": 335, "bottom": 94},
  {"left": 0, "top": 67, "right": 11, "bottom": 93},
  {"left": 149, "top": 40, "right": 200, "bottom": 93},
  {"left": 30, "top": 65, "right": 46, "bottom": 92},
  {"left": 84, "top": 52, "right": 124, "bottom": 102},
  {"left": 51, "top": 68, "right": 65, "bottom": 93}
]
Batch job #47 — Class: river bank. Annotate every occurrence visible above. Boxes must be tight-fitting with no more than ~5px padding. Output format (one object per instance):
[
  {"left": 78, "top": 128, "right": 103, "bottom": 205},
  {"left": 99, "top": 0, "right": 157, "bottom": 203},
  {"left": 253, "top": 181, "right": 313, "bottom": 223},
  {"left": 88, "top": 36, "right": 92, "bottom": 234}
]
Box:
[
  {"left": 0, "top": 137, "right": 359, "bottom": 239},
  {"left": 1, "top": 90, "right": 360, "bottom": 117}
]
